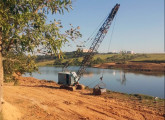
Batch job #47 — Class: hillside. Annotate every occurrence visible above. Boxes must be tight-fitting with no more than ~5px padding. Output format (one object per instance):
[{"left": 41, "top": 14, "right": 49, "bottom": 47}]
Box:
[{"left": 36, "top": 53, "right": 165, "bottom": 66}]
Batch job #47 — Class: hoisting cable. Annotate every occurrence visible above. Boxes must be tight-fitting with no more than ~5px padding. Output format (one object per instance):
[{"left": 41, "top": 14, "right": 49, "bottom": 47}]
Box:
[
  {"left": 85, "top": 13, "right": 109, "bottom": 47},
  {"left": 86, "top": 77, "right": 101, "bottom": 87},
  {"left": 75, "top": 14, "right": 108, "bottom": 49},
  {"left": 108, "top": 13, "right": 117, "bottom": 52},
  {"left": 100, "top": 70, "right": 104, "bottom": 81},
  {"left": 99, "top": 13, "right": 118, "bottom": 83},
  {"left": 85, "top": 69, "right": 105, "bottom": 88}
]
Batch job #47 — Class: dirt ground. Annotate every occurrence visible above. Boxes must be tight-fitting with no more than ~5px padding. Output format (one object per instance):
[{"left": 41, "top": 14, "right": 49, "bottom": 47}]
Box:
[{"left": 3, "top": 76, "right": 165, "bottom": 120}]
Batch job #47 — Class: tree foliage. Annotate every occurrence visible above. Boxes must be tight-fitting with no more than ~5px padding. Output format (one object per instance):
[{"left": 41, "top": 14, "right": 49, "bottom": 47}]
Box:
[
  {"left": 74, "top": 48, "right": 83, "bottom": 57},
  {"left": 0, "top": 0, "right": 81, "bottom": 79},
  {"left": 0, "top": 0, "right": 81, "bottom": 56},
  {"left": 92, "top": 57, "right": 104, "bottom": 64},
  {"left": 54, "top": 58, "right": 63, "bottom": 65},
  {"left": 3, "top": 52, "right": 37, "bottom": 82}
]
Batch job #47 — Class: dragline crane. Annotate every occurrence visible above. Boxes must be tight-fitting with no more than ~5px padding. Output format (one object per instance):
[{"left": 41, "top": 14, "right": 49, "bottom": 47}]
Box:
[{"left": 58, "top": 4, "right": 120, "bottom": 90}]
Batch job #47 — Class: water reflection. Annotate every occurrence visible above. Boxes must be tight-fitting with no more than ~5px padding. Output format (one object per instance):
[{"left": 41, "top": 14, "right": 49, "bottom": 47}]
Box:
[
  {"left": 116, "top": 71, "right": 126, "bottom": 85},
  {"left": 24, "top": 66, "right": 165, "bottom": 98},
  {"left": 83, "top": 72, "right": 93, "bottom": 77},
  {"left": 83, "top": 69, "right": 127, "bottom": 86}
]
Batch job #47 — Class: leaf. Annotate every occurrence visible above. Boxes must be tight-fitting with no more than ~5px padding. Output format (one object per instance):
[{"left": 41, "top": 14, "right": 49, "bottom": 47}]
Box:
[{"left": 69, "top": 5, "right": 73, "bottom": 10}]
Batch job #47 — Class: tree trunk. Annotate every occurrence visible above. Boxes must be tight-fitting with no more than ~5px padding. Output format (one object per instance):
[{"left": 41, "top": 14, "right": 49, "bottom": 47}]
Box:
[{"left": 0, "top": 28, "right": 3, "bottom": 112}]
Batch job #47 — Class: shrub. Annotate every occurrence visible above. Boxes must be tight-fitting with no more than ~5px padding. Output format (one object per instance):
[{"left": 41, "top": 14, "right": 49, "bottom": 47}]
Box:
[{"left": 3, "top": 52, "right": 37, "bottom": 82}]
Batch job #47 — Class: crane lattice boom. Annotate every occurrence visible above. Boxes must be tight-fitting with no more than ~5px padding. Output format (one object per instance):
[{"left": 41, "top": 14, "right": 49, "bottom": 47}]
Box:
[{"left": 76, "top": 4, "right": 120, "bottom": 82}]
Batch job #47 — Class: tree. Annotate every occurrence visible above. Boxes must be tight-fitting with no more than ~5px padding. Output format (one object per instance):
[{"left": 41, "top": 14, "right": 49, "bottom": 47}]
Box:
[
  {"left": 72, "top": 58, "right": 80, "bottom": 65},
  {"left": 3, "top": 52, "right": 37, "bottom": 83},
  {"left": 54, "top": 58, "right": 63, "bottom": 65},
  {"left": 0, "top": 0, "right": 81, "bottom": 111},
  {"left": 92, "top": 57, "right": 104, "bottom": 64},
  {"left": 74, "top": 48, "right": 83, "bottom": 57}
]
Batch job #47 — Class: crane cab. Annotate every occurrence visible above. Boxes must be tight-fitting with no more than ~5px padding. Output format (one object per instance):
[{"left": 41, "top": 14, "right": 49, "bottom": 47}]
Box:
[{"left": 58, "top": 72, "right": 78, "bottom": 86}]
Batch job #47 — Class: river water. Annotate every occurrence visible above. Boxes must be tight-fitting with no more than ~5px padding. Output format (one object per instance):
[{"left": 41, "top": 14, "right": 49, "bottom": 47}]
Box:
[{"left": 24, "top": 66, "right": 165, "bottom": 98}]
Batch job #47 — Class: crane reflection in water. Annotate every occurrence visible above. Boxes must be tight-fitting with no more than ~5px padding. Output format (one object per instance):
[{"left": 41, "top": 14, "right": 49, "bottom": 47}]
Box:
[{"left": 117, "top": 71, "right": 126, "bottom": 85}]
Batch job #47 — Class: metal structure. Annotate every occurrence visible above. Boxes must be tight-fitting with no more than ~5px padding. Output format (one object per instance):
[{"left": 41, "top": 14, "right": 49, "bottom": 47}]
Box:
[
  {"left": 76, "top": 4, "right": 120, "bottom": 82},
  {"left": 58, "top": 4, "right": 120, "bottom": 88}
]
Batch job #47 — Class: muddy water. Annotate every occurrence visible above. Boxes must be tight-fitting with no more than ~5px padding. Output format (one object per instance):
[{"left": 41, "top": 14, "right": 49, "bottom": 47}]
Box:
[{"left": 24, "top": 66, "right": 165, "bottom": 98}]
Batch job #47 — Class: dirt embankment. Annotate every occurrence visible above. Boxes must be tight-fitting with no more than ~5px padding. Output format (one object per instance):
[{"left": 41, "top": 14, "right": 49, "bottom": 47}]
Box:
[
  {"left": 3, "top": 76, "right": 165, "bottom": 120},
  {"left": 93, "top": 62, "right": 165, "bottom": 73}
]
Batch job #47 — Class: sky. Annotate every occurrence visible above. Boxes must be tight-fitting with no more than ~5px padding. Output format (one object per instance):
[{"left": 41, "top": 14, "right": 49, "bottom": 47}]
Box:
[{"left": 47, "top": 0, "right": 164, "bottom": 53}]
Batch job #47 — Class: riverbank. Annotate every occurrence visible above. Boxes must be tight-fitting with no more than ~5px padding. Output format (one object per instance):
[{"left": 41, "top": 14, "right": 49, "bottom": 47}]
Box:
[
  {"left": 2, "top": 76, "right": 165, "bottom": 120},
  {"left": 36, "top": 53, "right": 165, "bottom": 74},
  {"left": 93, "top": 62, "right": 165, "bottom": 73}
]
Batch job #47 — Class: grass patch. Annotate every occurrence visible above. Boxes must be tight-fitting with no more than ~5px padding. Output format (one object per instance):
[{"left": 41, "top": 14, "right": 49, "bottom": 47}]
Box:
[
  {"left": 36, "top": 60, "right": 55, "bottom": 66},
  {"left": 131, "top": 53, "right": 165, "bottom": 63}
]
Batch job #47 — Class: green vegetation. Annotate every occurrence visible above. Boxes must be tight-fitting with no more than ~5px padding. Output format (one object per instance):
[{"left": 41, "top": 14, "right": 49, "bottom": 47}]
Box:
[
  {"left": 3, "top": 52, "right": 37, "bottom": 82},
  {"left": 36, "top": 53, "right": 165, "bottom": 66},
  {"left": 1, "top": 0, "right": 81, "bottom": 82},
  {"left": 131, "top": 53, "right": 165, "bottom": 63},
  {"left": 36, "top": 60, "right": 55, "bottom": 66}
]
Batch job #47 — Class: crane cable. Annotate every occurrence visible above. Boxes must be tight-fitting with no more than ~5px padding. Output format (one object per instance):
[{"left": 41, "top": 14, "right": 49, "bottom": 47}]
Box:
[
  {"left": 84, "top": 11, "right": 118, "bottom": 87},
  {"left": 99, "top": 13, "right": 118, "bottom": 84},
  {"left": 85, "top": 13, "right": 109, "bottom": 47},
  {"left": 85, "top": 69, "right": 105, "bottom": 88},
  {"left": 108, "top": 13, "right": 117, "bottom": 53}
]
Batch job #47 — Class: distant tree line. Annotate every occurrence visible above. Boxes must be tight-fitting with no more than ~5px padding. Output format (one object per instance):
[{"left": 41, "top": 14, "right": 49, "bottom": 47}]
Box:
[{"left": 52, "top": 53, "right": 153, "bottom": 66}]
